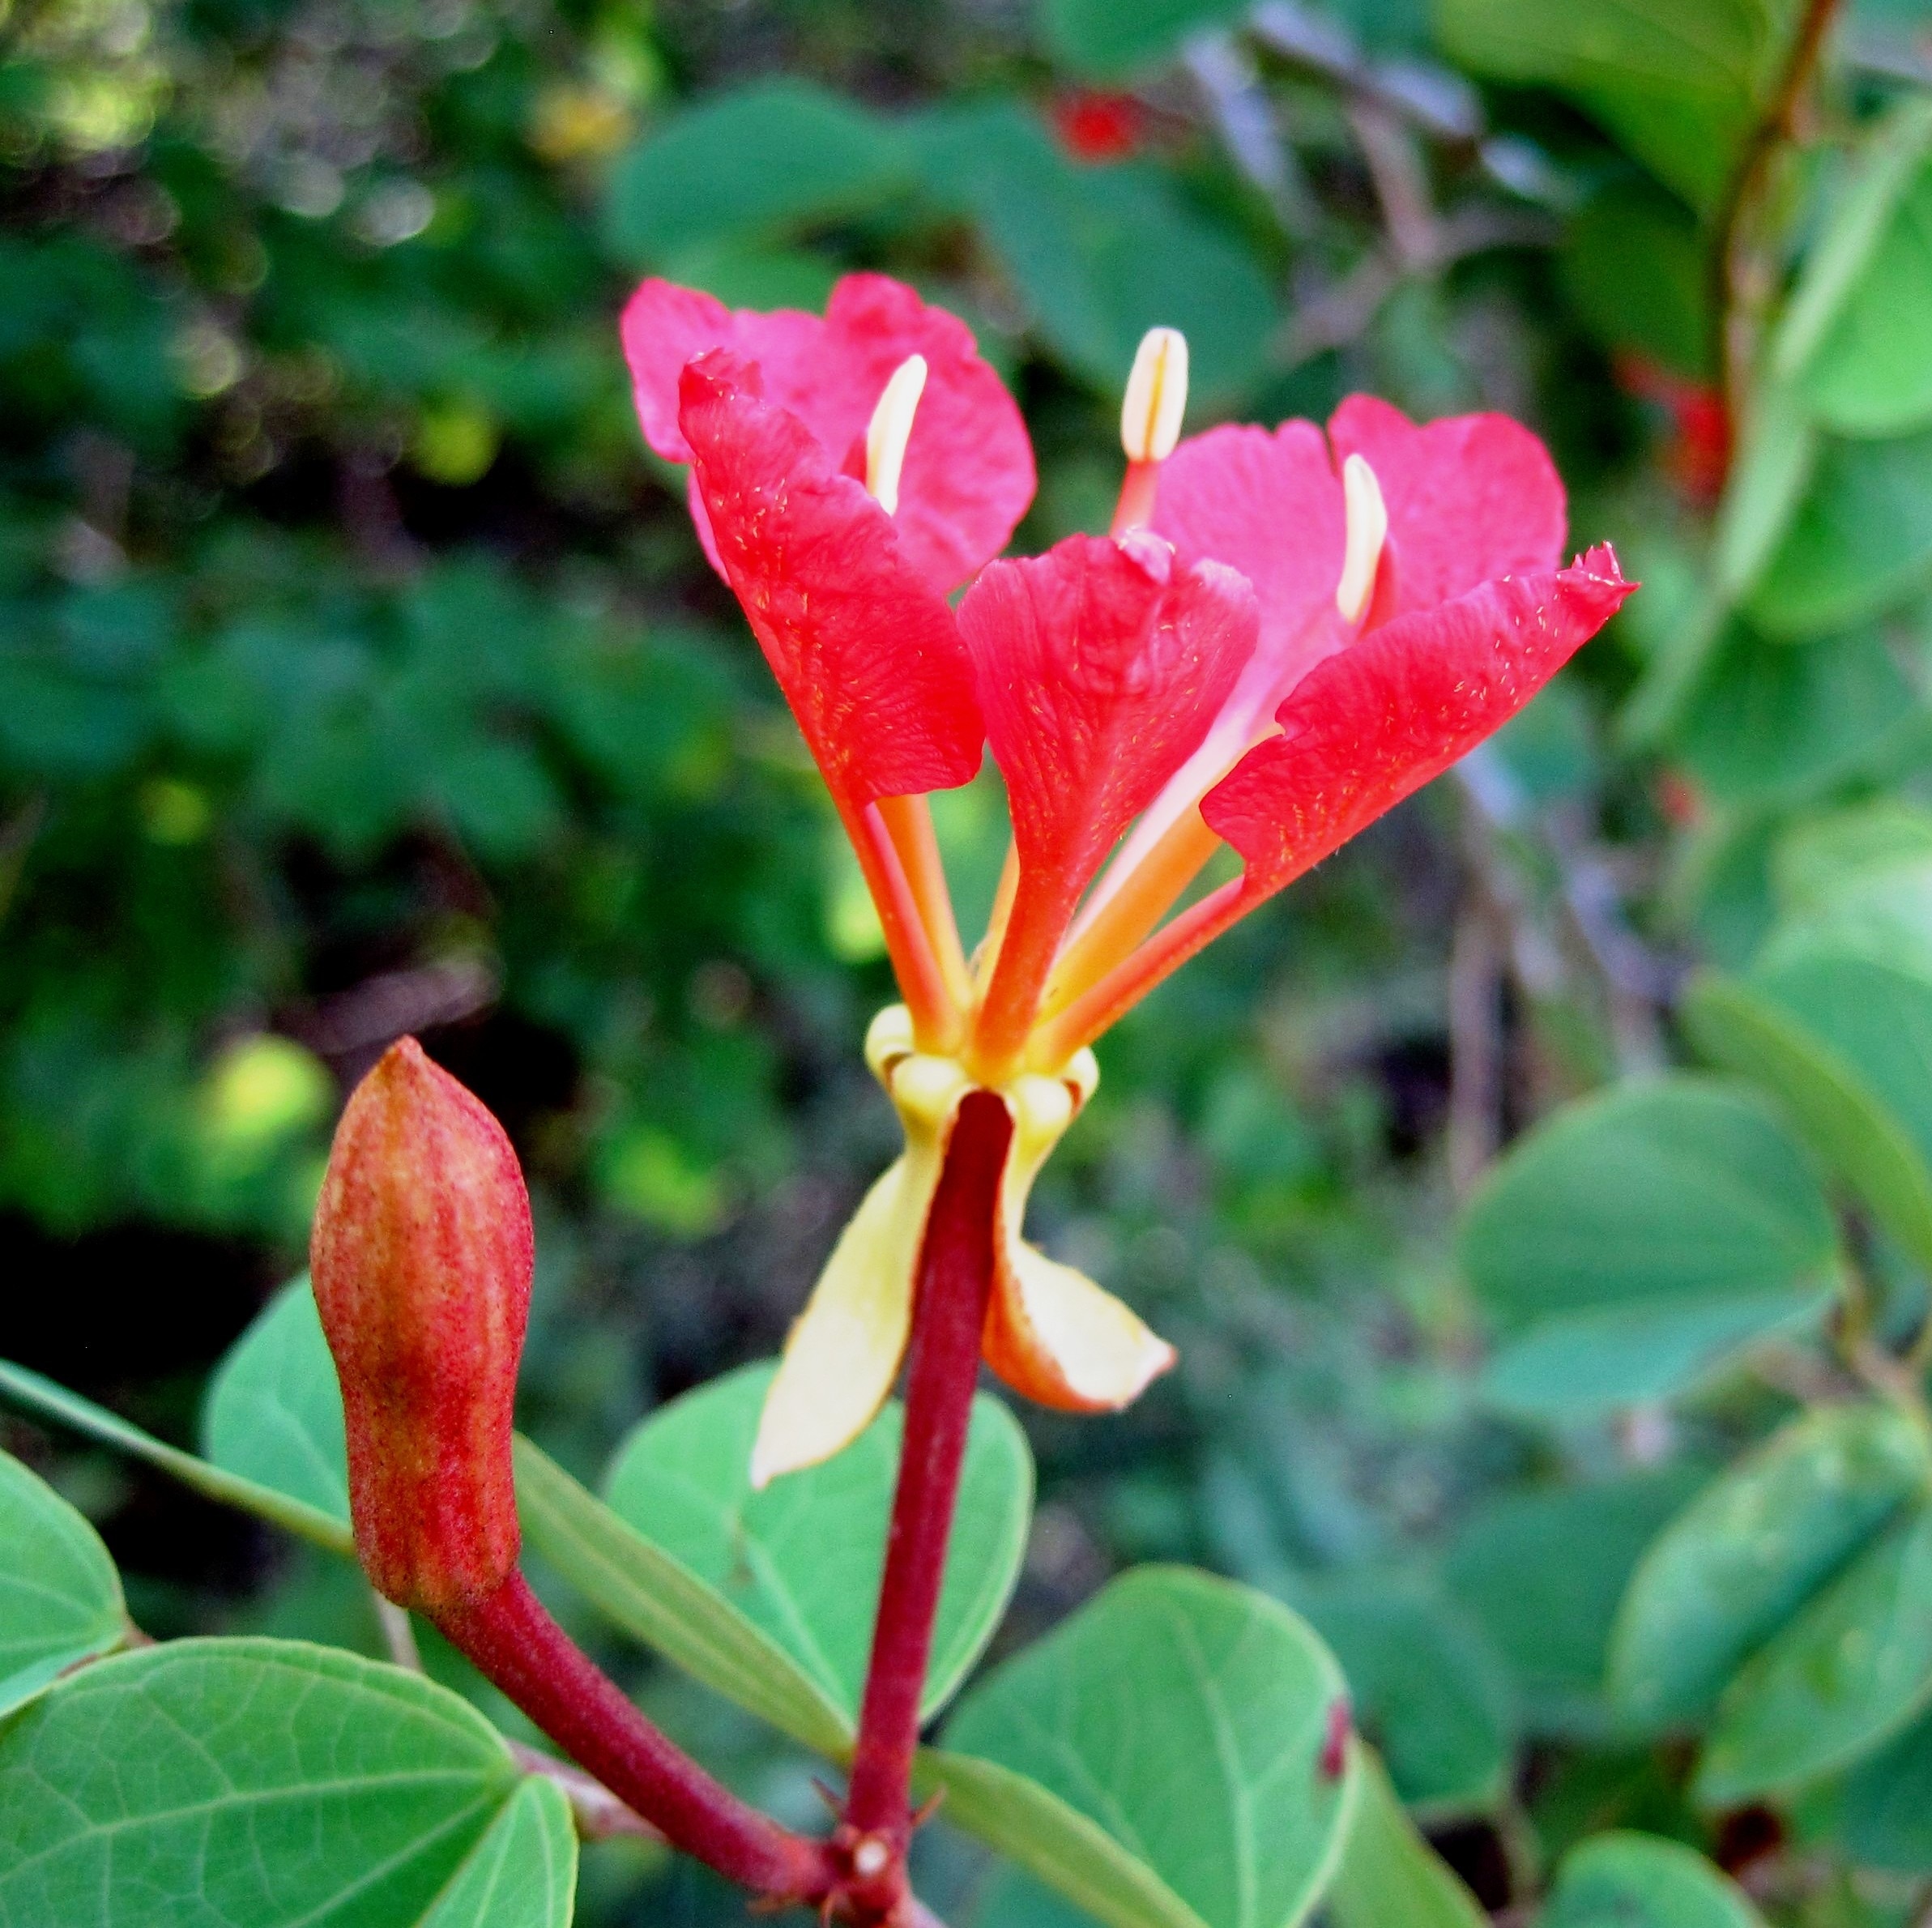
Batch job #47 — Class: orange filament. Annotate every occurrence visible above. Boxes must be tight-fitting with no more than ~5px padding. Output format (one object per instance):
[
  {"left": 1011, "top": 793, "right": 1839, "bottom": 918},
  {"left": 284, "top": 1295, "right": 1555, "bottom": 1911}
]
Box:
[
  {"left": 847, "top": 800, "right": 962, "bottom": 1055},
  {"left": 876, "top": 792, "right": 972, "bottom": 1009},
  {"left": 1110, "top": 460, "right": 1159, "bottom": 536},
  {"left": 1040, "top": 807, "right": 1223, "bottom": 1022},
  {"left": 970, "top": 861, "right": 1073, "bottom": 1086},
  {"left": 1029, "top": 875, "right": 1251, "bottom": 1072},
  {"left": 975, "top": 842, "right": 1021, "bottom": 992}
]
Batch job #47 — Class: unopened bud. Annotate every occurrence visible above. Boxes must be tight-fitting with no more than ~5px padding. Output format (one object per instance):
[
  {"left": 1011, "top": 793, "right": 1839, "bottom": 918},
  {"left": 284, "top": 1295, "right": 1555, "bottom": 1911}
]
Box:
[
  {"left": 1335, "top": 453, "right": 1388, "bottom": 623},
  {"left": 864, "top": 354, "right": 928, "bottom": 515},
  {"left": 310, "top": 1037, "right": 534, "bottom": 1614},
  {"left": 1120, "top": 327, "right": 1188, "bottom": 463}
]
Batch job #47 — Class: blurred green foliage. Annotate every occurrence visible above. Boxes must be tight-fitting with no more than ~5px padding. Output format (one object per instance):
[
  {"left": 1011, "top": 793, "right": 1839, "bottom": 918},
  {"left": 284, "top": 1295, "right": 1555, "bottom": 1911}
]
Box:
[{"left": 6, "top": 0, "right": 1932, "bottom": 1922}]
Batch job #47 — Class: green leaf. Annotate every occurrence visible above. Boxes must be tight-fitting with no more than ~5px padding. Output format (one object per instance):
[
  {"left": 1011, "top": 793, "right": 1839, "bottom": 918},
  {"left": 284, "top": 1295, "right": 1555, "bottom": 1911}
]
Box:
[
  {"left": 1433, "top": 0, "right": 1802, "bottom": 211},
  {"left": 1676, "top": 624, "right": 1917, "bottom": 809},
  {"left": 1780, "top": 99, "right": 1932, "bottom": 433},
  {"left": 1772, "top": 801, "right": 1932, "bottom": 921},
  {"left": 1458, "top": 1076, "right": 1837, "bottom": 1417},
  {"left": 603, "top": 1362, "right": 1030, "bottom": 1728},
  {"left": 1541, "top": 1832, "right": 1765, "bottom": 1928},
  {"left": 1560, "top": 179, "right": 1712, "bottom": 379},
  {"left": 1708, "top": 385, "right": 1818, "bottom": 604},
  {"left": 1297, "top": 1581, "right": 1512, "bottom": 1815},
  {"left": 910, "top": 103, "right": 1277, "bottom": 400},
  {"left": 1698, "top": 1500, "right": 1932, "bottom": 1801},
  {"left": 421, "top": 1776, "right": 577, "bottom": 1928},
  {"left": 0, "top": 1637, "right": 565, "bottom": 1926},
  {"left": 1441, "top": 1467, "right": 1710, "bottom": 1737},
  {"left": 0, "top": 1358, "right": 356, "bottom": 1559},
  {"left": 1747, "top": 424, "right": 1932, "bottom": 637},
  {"left": 512, "top": 1433, "right": 851, "bottom": 1760},
  {"left": 935, "top": 1567, "right": 1355, "bottom": 1928},
  {"left": 1324, "top": 1744, "right": 1486, "bottom": 1928},
  {"left": 1683, "top": 971, "right": 1932, "bottom": 1277},
  {"left": 1609, "top": 1401, "right": 1932, "bottom": 1728},
  {"left": 603, "top": 79, "right": 910, "bottom": 264},
  {"left": 201, "top": 1277, "right": 349, "bottom": 1527},
  {"left": 1837, "top": 1700, "right": 1932, "bottom": 1870},
  {"left": 1039, "top": 0, "right": 1247, "bottom": 77},
  {"left": 0, "top": 1450, "right": 126, "bottom": 1717}
]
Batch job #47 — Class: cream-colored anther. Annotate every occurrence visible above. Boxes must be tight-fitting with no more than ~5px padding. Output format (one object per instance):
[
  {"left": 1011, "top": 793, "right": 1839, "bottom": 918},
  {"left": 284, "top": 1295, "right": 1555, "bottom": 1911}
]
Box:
[
  {"left": 1335, "top": 452, "right": 1388, "bottom": 623},
  {"left": 864, "top": 354, "right": 928, "bottom": 515},
  {"left": 1120, "top": 327, "right": 1188, "bottom": 464}
]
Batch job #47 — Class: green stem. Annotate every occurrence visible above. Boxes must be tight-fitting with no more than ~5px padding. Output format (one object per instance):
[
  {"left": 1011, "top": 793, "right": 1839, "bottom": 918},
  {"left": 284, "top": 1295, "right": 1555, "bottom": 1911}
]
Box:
[{"left": 0, "top": 1358, "right": 355, "bottom": 1558}]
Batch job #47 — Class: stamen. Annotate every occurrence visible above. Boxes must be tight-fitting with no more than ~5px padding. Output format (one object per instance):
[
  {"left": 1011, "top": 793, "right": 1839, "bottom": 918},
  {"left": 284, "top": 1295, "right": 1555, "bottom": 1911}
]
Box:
[
  {"left": 1120, "top": 327, "right": 1188, "bottom": 464},
  {"left": 864, "top": 354, "right": 928, "bottom": 515},
  {"left": 1040, "top": 806, "right": 1222, "bottom": 1022},
  {"left": 876, "top": 792, "right": 973, "bottom": 1009},
  {"left": 1335, "top": 453, "right": 1388, "bottom": 623}
]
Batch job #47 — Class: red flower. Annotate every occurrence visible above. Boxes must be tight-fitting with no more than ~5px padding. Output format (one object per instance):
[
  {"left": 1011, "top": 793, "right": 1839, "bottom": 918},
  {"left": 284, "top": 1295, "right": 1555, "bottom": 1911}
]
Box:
[
  {"left": 1051, "top": 89, "right": 1145, "bottom": 164},
  {"left": 622, "top": 279, "right": 1634, "bottom": 1478}
]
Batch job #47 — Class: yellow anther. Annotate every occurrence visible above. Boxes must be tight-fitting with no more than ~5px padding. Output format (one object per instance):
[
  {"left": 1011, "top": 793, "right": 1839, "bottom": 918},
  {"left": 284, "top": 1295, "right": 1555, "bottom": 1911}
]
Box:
[
  {"left": 864, "top": 354, "right": 928, "bottom": 514},
  {"left": 1120, "top": 327, "right": 1188, "bottom": 464},
  {"left": 1335, "top": 452, "right": 1388, "bottom": 623}
]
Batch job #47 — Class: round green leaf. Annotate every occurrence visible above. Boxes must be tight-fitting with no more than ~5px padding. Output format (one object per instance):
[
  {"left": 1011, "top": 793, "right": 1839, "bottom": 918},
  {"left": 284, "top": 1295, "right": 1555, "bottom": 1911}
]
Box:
[
  {"left": 1677, "top": 625, "right": 1915, "bottom": 810},
  {"left": 1441, "top": 1466, "right": 1710, "bottom": 1738},
  {"left": 603, "top": 79, "right": 910, "bottom": 264},
  {"left": 1459, "top": 1077, "right": 1836, "bottom": 1416},
  {"left": 1039, "top": 0, "right": 1247, "bottom": 77},
  {"left": 1560, "top": 180, "right": 1712, "bottom": 379},
  {"left": 0, "top": 1450, "right": 125, "bottom": 1717},
  {"left": 603, "top": 1361, "right": 1030, "bottom": 1725},
  {"left": 1837, "top": 1700, "right": 1932, "bottom": 1870},
  {"left": 1541, "top": 1832, "right": 1764, "bottom": 1928},
  {"left": 1324, "top": 1744, "right": 1486, "bottom": 1928},
  {"left": 420, "top": 1776, "right": 576, "bottom": 1928},
  {"left": 1298, "top": 1581, "right": 1512, "bottom": 1816},
  {"left": 1748, "top": 425, "right": 1932, "bottom": 638},
  {"left": 908, "top": 103, "right": 1277, "bottom": 402},
  {"left": 1434, "top": 0, "right": 1789, "bottom": 211},
  {"left": 0, "top": 1637, "right": 571, "bottom": 1926},
  {"left": 1698, "top": 1501, "right": 1932, "bottom": 1802},
  {"left": 1802, "top": 156, "right": 1932, "bottom": 437},
  {"left": 1693, "top": 922, "right": 1932, "bottom": 1273},
  {"left": 936, "top": 1567, "right": 1354, "bottom": 1928},
  {"left": 1609, "top": 1401, "right": 1932, "bottom": 1729},
  {"left": 202, "top": 1277, "right": 349, "bottom": 1527},
  {"left": 1774, "top": 96, "right": 1932, "bottom": 385}
]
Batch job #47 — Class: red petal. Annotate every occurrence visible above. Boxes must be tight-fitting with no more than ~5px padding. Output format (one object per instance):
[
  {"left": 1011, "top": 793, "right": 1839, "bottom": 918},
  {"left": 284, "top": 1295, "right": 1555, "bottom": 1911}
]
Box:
[
  {"left": 1202, "top": 547, "right": 1631, "bottom": 897},
  {"left": 1328, "top": 395, "right": 1567, "bottom": 609},
  {"left": 962, "top": 532, "right": 1258, "bottom": 928},
  {"left": 679, "top": 352, "right": 984, "bottom": 813},
  {"left": 622, "top": 272, "right": 1034, "bottom": 591}
]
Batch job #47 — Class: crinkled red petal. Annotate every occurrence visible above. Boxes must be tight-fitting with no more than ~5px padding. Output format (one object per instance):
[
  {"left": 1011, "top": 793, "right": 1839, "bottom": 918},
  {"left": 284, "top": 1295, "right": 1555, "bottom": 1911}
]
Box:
[
  {"left": 1202, "top": 547, "right": 1632, "bottom": 897},
  {"left": 679, "top": 351, "right": 984, "bottom": 813},
  {"left": 960, "top": 531, "right": 1258, "bottom": 922},
  {"left": 623, "top": 272, "right": 1034, "bottom": 592},
  {"left": 1328, "top": 395, "right": 1567, "bottom": 610}
]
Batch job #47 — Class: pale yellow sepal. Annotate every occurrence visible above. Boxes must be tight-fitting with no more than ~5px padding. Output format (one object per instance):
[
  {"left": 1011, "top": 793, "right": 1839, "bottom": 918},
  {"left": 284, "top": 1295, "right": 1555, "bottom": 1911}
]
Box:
[
  {"left": 749, "top": 1008, "right": 1174, "bottom": 1487},
  {"left": 749, "top": 1009, "right": 966, "bottom": 1489}
]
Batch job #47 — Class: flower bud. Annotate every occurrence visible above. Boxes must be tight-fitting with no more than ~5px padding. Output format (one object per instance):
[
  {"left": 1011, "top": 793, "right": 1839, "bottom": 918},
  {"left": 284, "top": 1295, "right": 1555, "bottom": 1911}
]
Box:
[{"left": 310, "top": 1037, "right": 534, "bottom": 1614}]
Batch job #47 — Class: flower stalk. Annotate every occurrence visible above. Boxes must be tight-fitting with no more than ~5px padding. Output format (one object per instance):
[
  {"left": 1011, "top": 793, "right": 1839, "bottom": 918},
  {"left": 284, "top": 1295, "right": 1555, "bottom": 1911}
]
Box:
[
  {"left": 840, "top": 1091, "right": 1016, "bottom": 1914},
  {"left": 441, "top": 1572, "right": 836, "bottom": 1900}
]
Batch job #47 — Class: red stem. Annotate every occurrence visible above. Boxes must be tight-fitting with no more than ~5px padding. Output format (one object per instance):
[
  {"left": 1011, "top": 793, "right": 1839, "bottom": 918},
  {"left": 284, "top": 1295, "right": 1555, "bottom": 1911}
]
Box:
[
  {"left": 438, "top": 1571, "right": 834, "bottom": 1904},
  {"left": 842, "top": 1091, "right": 1015, "bottom": 1909}
]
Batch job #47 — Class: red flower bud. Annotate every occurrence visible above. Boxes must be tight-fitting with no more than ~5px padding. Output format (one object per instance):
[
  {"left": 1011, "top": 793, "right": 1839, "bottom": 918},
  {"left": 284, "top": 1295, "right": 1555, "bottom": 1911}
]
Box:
[{"left": 310, "top": 1037, "right": 534, "bottom": 1614}]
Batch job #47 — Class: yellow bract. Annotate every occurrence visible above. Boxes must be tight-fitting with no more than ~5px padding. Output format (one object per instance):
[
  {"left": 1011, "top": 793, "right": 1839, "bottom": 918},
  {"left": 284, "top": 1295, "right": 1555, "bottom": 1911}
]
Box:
[{"left": 749, "top": 1006, "right": 1172, "bottom": 1487}]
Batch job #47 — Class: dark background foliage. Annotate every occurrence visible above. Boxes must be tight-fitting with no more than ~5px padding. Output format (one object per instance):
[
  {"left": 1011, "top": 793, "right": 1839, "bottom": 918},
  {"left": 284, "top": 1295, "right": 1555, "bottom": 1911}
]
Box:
[{"left": 5, "top": 0, "right": 1932, "bottom": 1921}]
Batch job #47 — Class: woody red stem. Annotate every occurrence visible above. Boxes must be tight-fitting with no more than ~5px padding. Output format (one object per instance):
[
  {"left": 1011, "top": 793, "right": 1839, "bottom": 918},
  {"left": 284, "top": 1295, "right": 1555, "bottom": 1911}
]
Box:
[
  {"left": 437, "top": 1572, "right": 835, "bottom": 1905},
  {"left": 841, "top": 1091, "right": 1016, "bottom": 1909}
]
